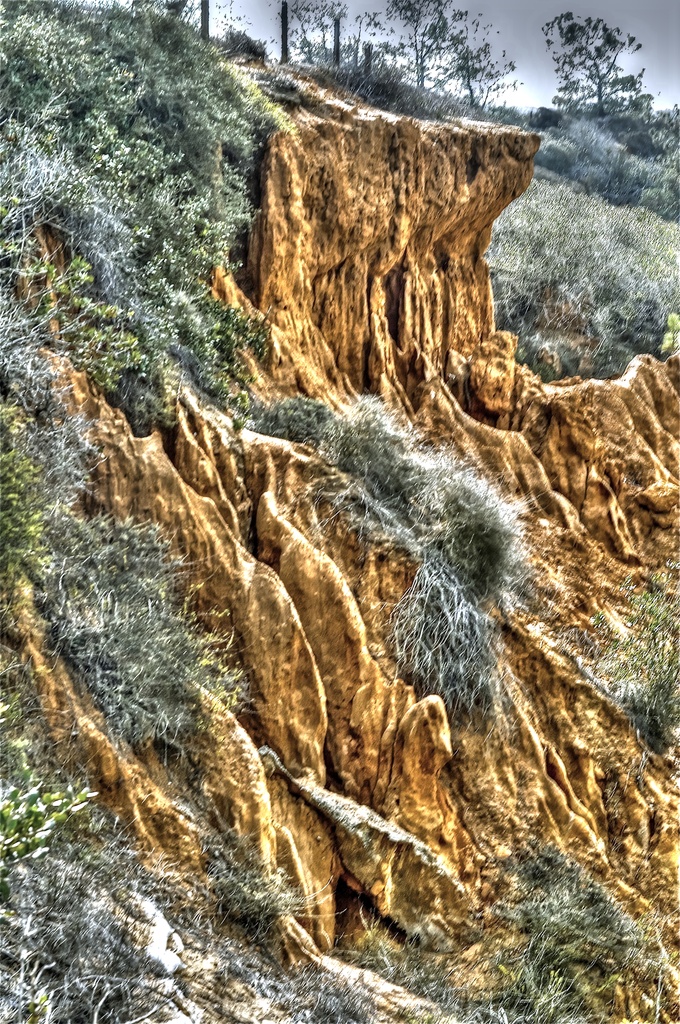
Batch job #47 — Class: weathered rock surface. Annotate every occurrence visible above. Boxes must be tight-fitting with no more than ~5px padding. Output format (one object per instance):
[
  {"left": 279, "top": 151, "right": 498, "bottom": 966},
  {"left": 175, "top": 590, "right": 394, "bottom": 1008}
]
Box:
[
  {"left": 23, "top": 79, "right": 679, "bottom": 1020},
  {"left": 248, "top": 97, "right": 539, "bottom": 409},
  {"left": 64, "top": 348, "right": 678, "bottom": 960},
  {"left": 262, "top": 745, "right": 472, "bottom": 950}
]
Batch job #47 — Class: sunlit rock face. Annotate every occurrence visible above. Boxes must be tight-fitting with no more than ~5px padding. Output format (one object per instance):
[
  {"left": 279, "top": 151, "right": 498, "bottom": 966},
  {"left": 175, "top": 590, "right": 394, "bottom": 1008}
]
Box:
[{"left": 248, "top": 97, "right": 539, "bottom": 409}]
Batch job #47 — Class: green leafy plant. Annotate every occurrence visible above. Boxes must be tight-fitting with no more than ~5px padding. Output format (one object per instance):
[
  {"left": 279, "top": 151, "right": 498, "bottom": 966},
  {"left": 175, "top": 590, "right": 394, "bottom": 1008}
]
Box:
[
  {"left": 27, "top": 254, "right": 142, "bottom": 392},
  {"left": 179, "top": 297, "right": 269, "bottom": 420},
  {"left": 0, "top": 783, "right": 91, "bottom": 901},
  {"left": 596, "top": 572, "right": 680, "bottom": 753},
  {"left": 662, "top": 313, "right": 680, "bottom": 355},
  {"left": 0, "top": 1, "right": 286, "bottom": 430},
  {"left": 0, "top": 402, "right": 45, "bottom": 600}
]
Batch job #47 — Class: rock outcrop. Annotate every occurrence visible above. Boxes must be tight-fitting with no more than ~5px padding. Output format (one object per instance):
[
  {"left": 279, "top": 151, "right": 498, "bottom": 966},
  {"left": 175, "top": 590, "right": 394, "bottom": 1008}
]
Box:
[
  {"left": 247, "top": 98, "right": 539, "bottom": 409},
  {"left": 22, "top": 77, "right": 679, "bottom": 1020}
]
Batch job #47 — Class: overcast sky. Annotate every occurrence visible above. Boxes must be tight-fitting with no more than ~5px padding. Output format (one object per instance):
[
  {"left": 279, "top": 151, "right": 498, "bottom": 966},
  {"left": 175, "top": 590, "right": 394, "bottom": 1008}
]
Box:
[{"left": 213, "top": 0, "right": 679, "bottom": 109}]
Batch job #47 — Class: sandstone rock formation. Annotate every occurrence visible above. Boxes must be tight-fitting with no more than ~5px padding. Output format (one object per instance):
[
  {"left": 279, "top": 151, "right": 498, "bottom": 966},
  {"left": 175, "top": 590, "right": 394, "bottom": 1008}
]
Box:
[
  {"left": 21, "top": 77, "right": 679, "bottom": 1020},
  {"left": 247, "top": 98, "right": 539, "bottom": 408}
]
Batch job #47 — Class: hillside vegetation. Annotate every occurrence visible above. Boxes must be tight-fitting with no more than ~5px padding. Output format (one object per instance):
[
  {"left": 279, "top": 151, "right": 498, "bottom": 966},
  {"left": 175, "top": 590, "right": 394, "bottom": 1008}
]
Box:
[
  {"left": 0, "top": 5, "right": 293, "bottom": 1018},
  {"left": 489, "top": 177, "right": 679, "bottom": 379},
  {"left": 0, "top": 0, "right": 284, "bottom": 432}
]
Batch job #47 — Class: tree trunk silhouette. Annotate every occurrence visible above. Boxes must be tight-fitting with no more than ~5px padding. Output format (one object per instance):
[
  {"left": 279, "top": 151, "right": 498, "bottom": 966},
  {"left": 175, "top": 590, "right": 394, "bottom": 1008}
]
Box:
[
  {"left": 281, "top": 1, "right": 289, "bottom": 63},
  {"left": 333, "top": 17, "right": 341, "bottom": 65}
]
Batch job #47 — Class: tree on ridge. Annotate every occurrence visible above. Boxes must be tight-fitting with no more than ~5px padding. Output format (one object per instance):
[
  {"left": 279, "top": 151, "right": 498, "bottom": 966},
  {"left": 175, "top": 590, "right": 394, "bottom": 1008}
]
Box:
[{"left": 543, "top": 12, "right": 652, "bottom": 116}]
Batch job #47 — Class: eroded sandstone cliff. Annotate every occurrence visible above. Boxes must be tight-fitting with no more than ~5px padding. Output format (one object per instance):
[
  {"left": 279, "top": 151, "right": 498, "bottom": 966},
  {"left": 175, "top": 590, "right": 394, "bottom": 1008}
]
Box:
[{"left": 20, "top": 79, "right": 679, "bottom": 1021}]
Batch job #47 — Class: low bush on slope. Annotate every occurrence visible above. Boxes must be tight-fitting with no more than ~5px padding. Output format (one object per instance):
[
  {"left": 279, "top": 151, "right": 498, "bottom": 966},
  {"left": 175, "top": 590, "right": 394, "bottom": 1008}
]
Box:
[
  {"left": 252, "top": 395, "right": 526, "bottom": 717},
  {"left": 0, "top": 402, "right": 46, "bottom": 599},
  {"left": 0, "top": 677, "right": 162, "bottom": 1022},
  {"left": 0, "top": 0, "right": 284, "bottom": 431},
  {"left": 0, "top": 831, "right": 159, "bottom": 1023},
  {"left": 489, "top": 178, "right": 680, "bottom": 379},
  {"left": 288, "top": 965, "right": 377, "bottom": 1023},
  {"left": 533, "top": 117, "right": 679, "bottom": 221},
  {"left": 208, "top": 830, "right": 306, "bottom": 941},
  {"left": 0, "top": 337, "right": 241, "bottom": 750},
  {"left": 39, "top": 514, "right": 243, "bottom": 747},
  {"left": 0, "top": 729, "right": 369, "bottom": 1024},
  {"left": 492, "top": 847, "right": 657, "bottom": 1023},
  {"left": 343, "top": 847, "right": 665, "bottom": 1024},
  {"left": 596, "top": 571, "right": 680, "bottom": 753},
  {"left": 341, "top": 920, "right": 465, "bottom": 1020},
  {"left": 249, "top": 395, "right": 336, "bottom": 446},
  {"left": 0, "top": 0, "right": 256, "bottom": 758}
]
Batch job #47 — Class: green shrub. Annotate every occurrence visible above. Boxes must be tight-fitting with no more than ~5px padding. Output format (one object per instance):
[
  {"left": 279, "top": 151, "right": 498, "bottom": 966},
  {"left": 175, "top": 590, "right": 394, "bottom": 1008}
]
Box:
[
  {"left": 596, "top": 572, "right": 680, "bottom": 753},
  {"left": 252, "top": 395, "right": 521, "bottom": 716},
  {"left": 248, "top": 395, "right": 336, "bottom": 446},
  {"left": 493, "top": 847, "right": 656, "bottom": 1022},
  {"left": 0, "top": 781, "right": 91, "bottom": 901},
  {"left": 208, "top": 830, "right": 305, "bottom": 940},
  {"left": 490, "top": 178, "right": 680, "bottom": 377},
  {"left": 534, "top": 119, "right": 678, "bottom": 220},
  {"left": 172, "top": 298, "right": 269, "bottom": 423},
  {"left": 0, "top": 1, "right": 286, "bottom": 429},
  {"left": 0, "top": 402, "right": 45, "bottom": 597},
  {"left": 0, "top": 827, "right": 165, "bottom": 1024},
  {"left": 320, "top": 398, "right": 525, "bottom": 717},
  {"left": 662, "top": 313, "right": 680, "bottom": 355},
  {"left": 40, "top": 513, "right": 241, "bottom": 747},
  {"left": 28, "top": 253, "right": 143, "bottom": 392}
]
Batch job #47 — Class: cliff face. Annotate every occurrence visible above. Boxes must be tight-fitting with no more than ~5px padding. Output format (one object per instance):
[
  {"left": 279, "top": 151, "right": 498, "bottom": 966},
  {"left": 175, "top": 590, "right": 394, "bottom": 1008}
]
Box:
[
  {"left": 246, "top": 100, "right": 537, "bottom": 407},
  {"left": 26, "top": 84, "right": 678, "bottom": 1020}
]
